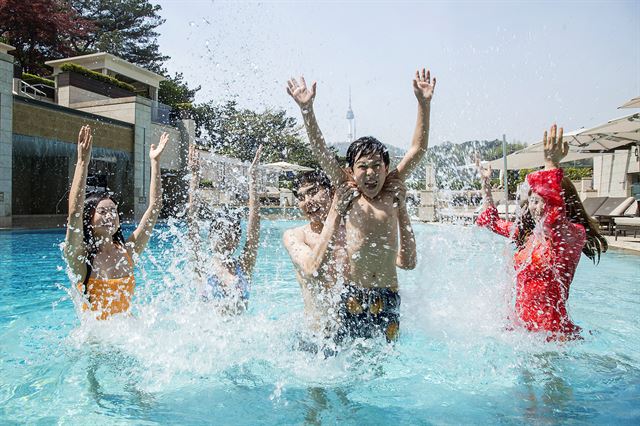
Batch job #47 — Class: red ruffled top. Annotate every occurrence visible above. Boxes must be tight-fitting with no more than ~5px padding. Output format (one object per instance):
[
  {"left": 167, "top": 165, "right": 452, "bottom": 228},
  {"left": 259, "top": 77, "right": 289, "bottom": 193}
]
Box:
[{"left": 476, "top": 168, "right": 586, "bottom": 336}]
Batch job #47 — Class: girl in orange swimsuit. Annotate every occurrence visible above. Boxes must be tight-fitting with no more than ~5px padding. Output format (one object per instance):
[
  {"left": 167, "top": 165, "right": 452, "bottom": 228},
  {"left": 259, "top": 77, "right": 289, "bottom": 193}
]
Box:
[
  {"left": 63, "top": 125, "right": 170, "bottom": 320},
  {"left": 475, "top": 124, "right": 607, "bottom": 339}
]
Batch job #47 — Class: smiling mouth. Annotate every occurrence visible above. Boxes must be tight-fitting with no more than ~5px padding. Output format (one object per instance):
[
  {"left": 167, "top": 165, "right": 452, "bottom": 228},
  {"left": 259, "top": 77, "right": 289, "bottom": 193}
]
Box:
[{"left": 364, "top": 181, "right": 377, "bottom": 190}]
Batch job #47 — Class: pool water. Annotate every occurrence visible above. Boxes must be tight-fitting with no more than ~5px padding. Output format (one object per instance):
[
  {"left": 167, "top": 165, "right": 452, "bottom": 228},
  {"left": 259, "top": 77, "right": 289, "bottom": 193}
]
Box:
[{"left": 0, "top": 221, "right": 638, "bottom": 424}]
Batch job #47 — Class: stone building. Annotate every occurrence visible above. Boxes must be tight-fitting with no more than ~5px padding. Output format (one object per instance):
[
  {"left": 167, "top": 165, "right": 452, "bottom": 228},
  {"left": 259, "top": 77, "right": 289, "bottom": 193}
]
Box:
[{"left": 0, "top": 46, "right": 193, "bottom": 228}]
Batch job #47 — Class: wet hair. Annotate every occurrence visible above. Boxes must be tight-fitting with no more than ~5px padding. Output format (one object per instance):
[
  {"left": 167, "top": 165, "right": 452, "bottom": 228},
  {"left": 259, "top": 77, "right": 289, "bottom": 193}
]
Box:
[
  {"left": 209, "top": 205, "right": 241, "bottom": 240},
  {"left": 346, "top": 136, "right": 390, "bottom": 169},
  {"left": 292, "top": 170, "right": 332, "bottom": 198},
  {"left": 513, "top": 178, "right": 607, "bottom": 264},
  {"left": 81, "top": 192, "right": 126, "bottom": 291},
  {"left": 514, "top": 207, "right": 536, "bottom": 249},
  {"left": 560, "top": 177, "right": 608, "bottom": 263}
]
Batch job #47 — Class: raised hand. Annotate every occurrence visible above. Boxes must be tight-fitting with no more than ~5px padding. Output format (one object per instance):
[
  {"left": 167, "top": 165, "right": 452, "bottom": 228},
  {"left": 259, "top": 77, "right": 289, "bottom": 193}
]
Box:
[
  {"left": 543, "top": 124, "right": 567, "bottom": 168},
  {"left": 412, "top": 68, "right": 436, "bottom": 104},
  {"left": 150, "top": 132, "right": 169, "bottom": 162},
  {"left": 77, "top": 125, "right": 93, "bottom": 162},
  {"left": 475, "top": 156, "right": 492, "bottom": 183},
  {"left": 286, "top": 76, "right": 316, "bottom": 109},
  {"left": 334, "top": 182, "right": 360, "bottom": 217},
  {"left": 249, "top": 144, "right": 263, "bottom": 177}
]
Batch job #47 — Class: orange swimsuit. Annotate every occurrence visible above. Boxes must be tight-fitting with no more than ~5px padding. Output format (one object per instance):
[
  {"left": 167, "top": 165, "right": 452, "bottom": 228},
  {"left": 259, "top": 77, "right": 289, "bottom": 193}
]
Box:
[{"left": 77, "top": 251, "right": 136, "bottom": 320}]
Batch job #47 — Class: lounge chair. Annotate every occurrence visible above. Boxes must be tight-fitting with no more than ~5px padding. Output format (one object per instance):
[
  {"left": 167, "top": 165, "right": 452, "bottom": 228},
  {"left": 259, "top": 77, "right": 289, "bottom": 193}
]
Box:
[
  {"left": 614, "top": 216, "right": 640, "bottom": 239},
  {"left": 581, "top": 196, "right": 607, "bottom": 217},
  {"left": 593, "top": 197, "right": 636, "bottom": 235}
]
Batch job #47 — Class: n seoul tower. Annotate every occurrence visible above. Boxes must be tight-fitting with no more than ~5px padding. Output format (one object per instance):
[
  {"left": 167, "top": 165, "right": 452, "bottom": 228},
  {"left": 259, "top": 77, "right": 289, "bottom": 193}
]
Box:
[{"left": 346, "top": 87, "right": 356, "bottom": 143}]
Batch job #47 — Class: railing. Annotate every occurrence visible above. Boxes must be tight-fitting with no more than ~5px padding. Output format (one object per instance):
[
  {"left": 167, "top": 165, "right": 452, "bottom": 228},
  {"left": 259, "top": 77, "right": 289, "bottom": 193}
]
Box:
[
  {"left": 151, "top": 100, "right": 174, "bottom": 125},
  {"left": 18, "top": 80, "right": 48, "bottom": 99}
]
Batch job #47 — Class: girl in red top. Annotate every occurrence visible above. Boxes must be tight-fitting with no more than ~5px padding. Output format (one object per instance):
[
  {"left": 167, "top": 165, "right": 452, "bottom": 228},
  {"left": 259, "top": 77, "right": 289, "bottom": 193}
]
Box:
[{"left": 476, "top": 125, "right": 607, "bottom": 338}]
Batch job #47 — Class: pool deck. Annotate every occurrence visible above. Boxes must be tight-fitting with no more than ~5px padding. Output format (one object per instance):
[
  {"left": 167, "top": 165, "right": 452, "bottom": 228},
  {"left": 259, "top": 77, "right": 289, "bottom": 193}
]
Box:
[{"left": 605, "top": 235, "right": 640, "bottom": 254}]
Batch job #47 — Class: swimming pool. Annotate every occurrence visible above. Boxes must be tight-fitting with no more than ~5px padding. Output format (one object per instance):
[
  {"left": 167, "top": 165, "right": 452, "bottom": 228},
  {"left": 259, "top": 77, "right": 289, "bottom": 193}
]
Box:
[{"left": 1, "top": 221, "right": 638, "bottom": 424}]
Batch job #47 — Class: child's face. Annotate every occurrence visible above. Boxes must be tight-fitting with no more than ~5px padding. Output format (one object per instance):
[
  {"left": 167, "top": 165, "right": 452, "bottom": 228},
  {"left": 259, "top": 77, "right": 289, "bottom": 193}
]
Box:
[
  {"left": 352, "top": 153, "right": 388, "bottom": 199},
  {"left": 297, "top": 183, "right": 332, "bottom": 222},
  {"left": 92, "top": 198, "right": 119, "bottom": 238},
  {"left": 528, "top": 192, "right": 546, "bottom": 222}
]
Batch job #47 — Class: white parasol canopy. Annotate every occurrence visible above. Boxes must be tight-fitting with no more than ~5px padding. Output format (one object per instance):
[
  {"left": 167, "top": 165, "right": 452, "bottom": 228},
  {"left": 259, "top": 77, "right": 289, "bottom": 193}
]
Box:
[
  {"left": 574, "top": 112, "right": 640, "bottom": 152},
  {"left": 619, "top": 96, "right": 640, "bottom": 109},
  {"left": 487, "top": 136, "right": 598, "bottom": 170}
]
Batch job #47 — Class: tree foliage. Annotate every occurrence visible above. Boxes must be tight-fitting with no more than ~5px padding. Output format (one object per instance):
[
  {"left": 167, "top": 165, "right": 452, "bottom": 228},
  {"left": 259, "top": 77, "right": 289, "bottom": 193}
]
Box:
[
  {"left": 158, "top": 72, "right": 200, "bottom": 108},
  {"left": 0, "top": 0, "right": 90, "bottom": 74},
  {"left": 69, "top": 0, "right": 168, "bottom": 73},
  {"left": 190, "top": 100, "right": 320, "bottom": 169}
]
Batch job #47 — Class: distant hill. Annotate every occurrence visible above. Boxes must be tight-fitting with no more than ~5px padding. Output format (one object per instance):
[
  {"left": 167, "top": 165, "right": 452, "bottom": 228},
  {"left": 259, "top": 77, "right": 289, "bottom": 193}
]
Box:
[{"left": 331, "top": 139, "right": 534, "bottom": 190}]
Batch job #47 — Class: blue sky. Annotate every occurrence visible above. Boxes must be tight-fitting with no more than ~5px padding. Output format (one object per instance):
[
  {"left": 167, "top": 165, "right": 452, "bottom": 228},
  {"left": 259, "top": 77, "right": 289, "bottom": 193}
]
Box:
[{"left": 156, "top": 1, "right": 639, "bottom": 149}]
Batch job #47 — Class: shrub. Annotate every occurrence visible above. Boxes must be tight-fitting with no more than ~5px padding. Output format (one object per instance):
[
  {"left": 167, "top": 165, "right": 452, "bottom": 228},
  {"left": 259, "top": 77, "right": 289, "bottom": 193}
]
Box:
[
  {"left": 60, "top": 63, "right": 136, "bottom": 92},
  {"left": 199, "top": 179, "right": 213, "bottom": 188},
  {"left": 564, "top": 167, "right": 592, "bottom": 180},
  {"left": 22, "top": 73, "right": 55, "bottom": 87}
]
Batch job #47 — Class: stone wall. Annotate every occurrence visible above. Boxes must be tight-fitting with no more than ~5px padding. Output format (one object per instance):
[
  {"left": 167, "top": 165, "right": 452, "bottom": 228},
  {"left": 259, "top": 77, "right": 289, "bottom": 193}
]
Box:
[
  {"left": 11, "top": 97, "right": 135, "bottom": 219},
  {"left": 593, "top": 149, "right": 634, "bottom": 198},
  {"left": 13, "top": 97, "right": 134, "bottom": 152},
  {"left": 72, "top": 97, "right": 137, "bottom": 124},
  {"left": 0, "top": 52, "right": 14, "bottom": 227}
]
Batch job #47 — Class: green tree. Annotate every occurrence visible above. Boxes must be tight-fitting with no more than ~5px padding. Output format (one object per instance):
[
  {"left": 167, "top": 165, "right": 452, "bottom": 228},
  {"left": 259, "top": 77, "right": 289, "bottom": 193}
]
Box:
[
  {"left": 190, "top": 100, "right": 321, "bottom": 169},
  {"left": 70, "top": 0, "right": 168, "bottom": 73},
  {"left": 158, "top": 72, "right": 200, "bottom": 107}
]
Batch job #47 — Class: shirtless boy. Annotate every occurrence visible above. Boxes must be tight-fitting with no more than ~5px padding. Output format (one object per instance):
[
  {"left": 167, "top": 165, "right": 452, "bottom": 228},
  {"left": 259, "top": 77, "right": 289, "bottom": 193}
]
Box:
[
  {"left": 283, "top": 171, "right": 355, "bottom": 339},
  {"left": 286, "top": 68, "right": 434, "bottom": 341}
]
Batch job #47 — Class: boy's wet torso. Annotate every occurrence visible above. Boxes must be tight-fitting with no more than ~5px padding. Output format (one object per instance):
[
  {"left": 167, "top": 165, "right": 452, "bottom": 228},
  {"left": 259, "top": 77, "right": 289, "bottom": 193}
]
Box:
[{"left": 345, "top": 189, "right": 400, "bottom": 290}]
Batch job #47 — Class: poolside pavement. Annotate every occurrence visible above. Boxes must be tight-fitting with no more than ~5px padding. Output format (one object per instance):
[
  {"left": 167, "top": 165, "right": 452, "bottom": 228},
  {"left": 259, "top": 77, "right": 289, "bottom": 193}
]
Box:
[{"left": 605, "top": 235, "right": 640, "bottom": 254}]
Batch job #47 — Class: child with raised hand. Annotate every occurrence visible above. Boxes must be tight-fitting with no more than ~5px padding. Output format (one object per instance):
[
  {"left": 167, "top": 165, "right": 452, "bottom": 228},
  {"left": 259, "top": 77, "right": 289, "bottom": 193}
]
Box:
[
  {"left": 64, "top": 125, "right": 169, "bottom": 320},
  {"left": 187, "top": 145, "right": 263, "bottom": 313},
  {"left": 476, "top": 124, "right": 606, "bottom": 339},
  {"left": 286, "top": 68, "right": 434, "bottom": 341}
]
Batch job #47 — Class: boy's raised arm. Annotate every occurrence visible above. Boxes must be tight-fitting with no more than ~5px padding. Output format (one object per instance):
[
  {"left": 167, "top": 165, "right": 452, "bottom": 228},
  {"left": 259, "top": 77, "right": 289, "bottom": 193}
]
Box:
[
  {"left": 397, "top": 68, "right": 436, "bottom": 181},
  {"left": 287, "top": 77, "right": 346, "bottom": 185}
]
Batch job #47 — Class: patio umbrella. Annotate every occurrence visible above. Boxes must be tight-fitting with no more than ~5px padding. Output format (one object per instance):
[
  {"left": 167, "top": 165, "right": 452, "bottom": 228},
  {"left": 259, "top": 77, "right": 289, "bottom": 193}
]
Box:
[
  {"left": 263, "top": 161, "right": 314, "bottom": 172},
  {"left": 619, "top": 96, "right": 640, "bottom": 109},
  {"left": 486, "top": 138, "right": 598, "bottom": 170},
  {"left": 575, "top": 112, "right": 640, "bottom": 152}
]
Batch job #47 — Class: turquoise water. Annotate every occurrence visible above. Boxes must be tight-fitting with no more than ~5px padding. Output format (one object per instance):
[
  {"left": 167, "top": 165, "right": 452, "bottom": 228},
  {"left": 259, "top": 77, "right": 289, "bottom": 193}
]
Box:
[{"left": 1, "top": 221, "right": 639, "bottom": 424}]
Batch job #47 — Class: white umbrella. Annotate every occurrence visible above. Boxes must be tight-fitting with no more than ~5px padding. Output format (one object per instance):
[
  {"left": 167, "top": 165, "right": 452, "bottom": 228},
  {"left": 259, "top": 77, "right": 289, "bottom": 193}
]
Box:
[
  {"left": 263, "top": 161, "right": 314, "bottom": 172},
  {"left": 576, "top": 112, "right": 640, "bottom": 152},
  {"left": 487, "top": 138, "right": 597, "bottom": 170},
  {"left": 619, "top": 96, "right": 640, "bottom": 109}
]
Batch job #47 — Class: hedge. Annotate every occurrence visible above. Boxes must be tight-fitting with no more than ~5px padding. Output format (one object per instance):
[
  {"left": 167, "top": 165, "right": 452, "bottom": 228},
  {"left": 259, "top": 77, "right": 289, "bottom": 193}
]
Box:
[
  {"left": 60, "top": 63, "right": 136, "bottom": 93},
  {"left": 199, "top": 179, "right": 213, "bottom": 188},
  {"left": 22, "top": 73, "right": 55, "bottom": 87}
]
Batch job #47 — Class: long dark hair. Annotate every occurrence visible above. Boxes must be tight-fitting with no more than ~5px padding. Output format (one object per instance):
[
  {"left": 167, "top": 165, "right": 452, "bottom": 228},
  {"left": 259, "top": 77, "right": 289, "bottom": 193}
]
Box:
[
  {"left": 514, "top": 178, "right": 607, "bottom": 264},
  {"left": 82, "top": 191, "right": 126, "bottom": 277},
  {"left": 560, "top": 177, "right": 608, "bottom": 263}
]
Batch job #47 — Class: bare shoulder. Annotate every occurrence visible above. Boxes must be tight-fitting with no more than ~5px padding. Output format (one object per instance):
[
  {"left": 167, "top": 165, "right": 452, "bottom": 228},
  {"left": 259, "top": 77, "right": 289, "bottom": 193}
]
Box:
[{"left": 283, "top": 225, "right": 307, "bottom": 247}]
